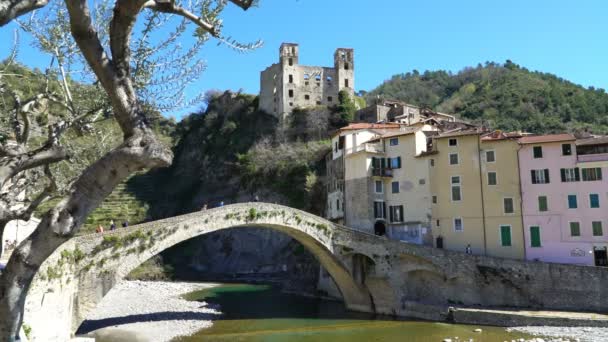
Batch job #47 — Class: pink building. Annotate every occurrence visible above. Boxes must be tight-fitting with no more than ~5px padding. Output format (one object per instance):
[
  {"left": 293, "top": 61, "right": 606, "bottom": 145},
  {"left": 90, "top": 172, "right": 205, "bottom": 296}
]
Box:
[{"left": 518, "top": 134, "right": 608, "bottom": 266}]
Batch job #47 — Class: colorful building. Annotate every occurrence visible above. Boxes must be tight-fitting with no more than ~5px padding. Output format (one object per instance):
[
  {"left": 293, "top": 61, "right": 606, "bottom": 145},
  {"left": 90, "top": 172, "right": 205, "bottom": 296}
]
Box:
[{"left": 518, "top": 134, "right": 608, "bottom": 266}]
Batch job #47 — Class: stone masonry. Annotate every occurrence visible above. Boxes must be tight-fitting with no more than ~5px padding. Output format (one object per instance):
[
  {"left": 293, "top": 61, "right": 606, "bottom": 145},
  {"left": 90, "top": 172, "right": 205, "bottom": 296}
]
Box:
[
  {"left": 23, "top": 203, "right": 608, "bottom": 341},
  {"left": 259, "top": 43, "right": 355, "bottom": 120}
]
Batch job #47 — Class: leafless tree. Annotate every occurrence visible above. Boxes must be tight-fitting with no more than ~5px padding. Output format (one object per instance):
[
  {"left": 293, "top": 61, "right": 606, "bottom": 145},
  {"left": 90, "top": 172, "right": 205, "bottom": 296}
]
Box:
[{"left": 0, "top": 0, "right": 257, "bottom": 339}]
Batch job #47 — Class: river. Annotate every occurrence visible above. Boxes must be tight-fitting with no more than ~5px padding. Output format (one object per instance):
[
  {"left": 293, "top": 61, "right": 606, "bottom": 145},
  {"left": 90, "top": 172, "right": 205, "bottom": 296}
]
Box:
[{"left": 172, "top": 283, "right": 534, "bottom": 342}]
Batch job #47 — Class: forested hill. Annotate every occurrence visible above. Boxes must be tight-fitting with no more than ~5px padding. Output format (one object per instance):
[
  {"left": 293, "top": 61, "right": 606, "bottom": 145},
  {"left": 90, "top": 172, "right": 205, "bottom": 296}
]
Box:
[{"left": 365, "top": 61, "right": 608, "bottom": 134}]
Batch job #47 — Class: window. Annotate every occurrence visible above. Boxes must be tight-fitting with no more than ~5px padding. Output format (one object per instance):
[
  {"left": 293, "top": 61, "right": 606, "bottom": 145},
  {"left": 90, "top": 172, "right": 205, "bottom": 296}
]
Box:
[
  {"left": 562, "top": 144, "right": 572, "bottom": 156},
  {"left": 288, "top": 89, "right": 294, "bottom": 98},
  {"left": 327, "top": 76, "right": 333, "bottom": 83},
  {"left": 304, "top": 94, "right": 310, "bottom": 100},
  {"left": 373, "top": 201, "right": 386, "bottom": 219},
  {"left": 327, "top": 96, "right": 333, "bottom": 102},
  {"left": 488, "top": 172, "right": 497, "bottom": 185},
  {"left": 486, "top": 150, "right": 496, "bottom": 163},
  {"left": 304, "top": 74, "right": 310, "bottom": 80},
  {"left": 530, "top": 226, "right": 541, "bottom": 247},
  {"left": 449, "top": 153, "right": 459, "bottom": 165},
  {"left": 334, "top": 141, "right": 338, "bottom": 153},
  {"left": 316, "top": 101, "right": 322, "bottom": 105},
  {"left": 531, "top": 169, "right": 550, "bottom": 184},
  {"left": 391, "top": 181, "right": 399, "bottom": 193},
  {"left": 389, "top": 138, "right": 399, "bottom": 146},
  {"left": 315, "top": 75, "right": 321, "bottom": 81},
  {"left": 336, "top": 199, "right": 340, "bottom": 211},
  {"left": 451, "top": 176, "right": 462, "bottom": 201},
  {"left": 569, "top": 222, "right": 581, "bottom": 237},
  {"left": 593, "top": 221, "right": 603, "bottom": 236},
  {"left": 453, "top": 218, "right": 463, "bottom": 232},
  {"left": 288, "top": 74, "right": 293, "bottom": 83},
  {"left": 500, "top": 225, "right": 512, "bottom": 247},
  {"left": 503, "top": 198, "right": 514, "bottom": 214},
  {"left": 582, "top": 167, "right": 603, "bottom": 181},
  {"left": 436, "top": 219, "right": 440, "bottom": 227},
  {"left": 432, "top": 195, "right": 437, "bottom": 204},
  {"left": 560, "top": 168, "right": 580, "bottom": 182},
  {"left": 448, "top": 138, "right": 458, "bottom": 146},
  {"left": 538, "top": 196, "right": 548, "bottom": 212},
  {"left": 590, "top": 193, "right": 600, "bottom": 208},
  {"left": 389, "top": 205, "right": 404, "bottom": 223},
  {"left": 344, "top": 62, "right": 350, "bottom": 70},
  {"left": 533, "top": 146, "right": 543, "bottom": 158},
  {"left": 345, "top": 79, "right": 349, "bottom": 88},
  {"left": 430, "top": 159, "right": 435, "bottom": 167},
  {"left": 568, "top": 195, "right": 578, "bottom": 209},
  {"left": 288, "top": 58, "right": 293, "bottom": 66},
  {"left": 389, "top": 157, "right": 401, "bottom": 169},
  {"left": 374, "top": 180, "right": 383, "bottom": 194}
]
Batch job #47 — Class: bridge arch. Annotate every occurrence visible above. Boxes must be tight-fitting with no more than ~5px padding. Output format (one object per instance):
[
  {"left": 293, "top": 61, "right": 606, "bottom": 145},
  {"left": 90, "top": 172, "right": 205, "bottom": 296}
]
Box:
[{"left": 23, "top": 203, "right": 374, "bottom": 341}]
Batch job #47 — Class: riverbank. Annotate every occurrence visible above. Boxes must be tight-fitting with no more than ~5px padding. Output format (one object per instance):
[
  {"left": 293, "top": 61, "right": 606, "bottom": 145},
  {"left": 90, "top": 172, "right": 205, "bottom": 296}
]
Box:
[
  {"left": 78, "top": 281, "right": 607, "bottom": 342},
  {"left": 78, "top": 281, "right": 221, "bottom": 342}
]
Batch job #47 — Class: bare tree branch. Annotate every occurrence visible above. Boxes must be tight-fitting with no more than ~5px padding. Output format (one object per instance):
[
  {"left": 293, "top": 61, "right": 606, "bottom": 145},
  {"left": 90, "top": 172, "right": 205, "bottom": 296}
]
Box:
[
  {"left": 144, "top": 1, "right": 219, "bottom": 37},
  {"left": 0, "top": 0, "right": 49, "bottom": 26}
]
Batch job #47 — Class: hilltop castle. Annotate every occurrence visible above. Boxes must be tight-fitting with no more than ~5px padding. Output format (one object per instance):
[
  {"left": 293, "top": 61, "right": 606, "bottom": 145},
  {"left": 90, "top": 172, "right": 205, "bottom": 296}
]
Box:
[{"left": 259, "top": 43, "right": 355, "bottom": 120}]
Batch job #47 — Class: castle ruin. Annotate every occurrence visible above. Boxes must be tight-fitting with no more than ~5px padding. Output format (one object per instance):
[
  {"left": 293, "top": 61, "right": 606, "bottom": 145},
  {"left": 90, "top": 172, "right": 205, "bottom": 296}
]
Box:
[{"left": 259, "top": 43, "right": 355, "bottom": 120}]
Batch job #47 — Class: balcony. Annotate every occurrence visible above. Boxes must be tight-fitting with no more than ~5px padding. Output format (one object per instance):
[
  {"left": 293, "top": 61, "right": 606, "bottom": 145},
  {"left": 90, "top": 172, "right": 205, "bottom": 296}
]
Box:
[
  {"left": 345, "top": 143, "right": 385, "bottom": 155},
  {"left": 577, "top": 152, "right": 608, "bottom": 163},
  {"left": 372, "top": 168, "right": 393, "bottom": 177}
]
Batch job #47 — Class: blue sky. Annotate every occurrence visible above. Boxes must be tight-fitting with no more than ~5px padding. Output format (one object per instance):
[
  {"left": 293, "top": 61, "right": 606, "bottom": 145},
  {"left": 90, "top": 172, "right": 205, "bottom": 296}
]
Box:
[{"left": 1, "top": 0, "right": 607, "bottom": 119}]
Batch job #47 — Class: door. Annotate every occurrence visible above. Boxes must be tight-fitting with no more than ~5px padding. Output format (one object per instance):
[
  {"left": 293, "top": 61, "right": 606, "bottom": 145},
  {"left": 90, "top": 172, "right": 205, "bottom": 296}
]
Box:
[{"left": 594, "top": 248, "right": 608, "bottom": 267}]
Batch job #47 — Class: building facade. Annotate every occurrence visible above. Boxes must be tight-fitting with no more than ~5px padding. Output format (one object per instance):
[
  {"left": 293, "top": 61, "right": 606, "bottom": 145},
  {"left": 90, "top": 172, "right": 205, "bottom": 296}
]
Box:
[
  {"left": 518, "top": 134, "right": 608, "bottom": 266},
  {"left": 429, "top": 130, "right": 525, "bottom": 259},
  {"left": 259, "top": 43, "right": 355, "bottom": 120}
]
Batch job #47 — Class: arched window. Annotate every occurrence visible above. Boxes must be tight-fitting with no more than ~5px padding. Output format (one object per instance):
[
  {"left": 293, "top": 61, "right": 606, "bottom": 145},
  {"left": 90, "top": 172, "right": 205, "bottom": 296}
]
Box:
[{"left": 304, "top": 74, "right": 310, "bottom": 80}]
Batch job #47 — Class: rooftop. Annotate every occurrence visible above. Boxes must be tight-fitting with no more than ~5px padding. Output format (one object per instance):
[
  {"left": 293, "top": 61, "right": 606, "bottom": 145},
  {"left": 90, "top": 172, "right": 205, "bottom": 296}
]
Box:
[
  {"left": 518, "top": 133, "right": 575, "bottom": 145},
  {"left": 435, "top": 128, "right": 486, "bottom": 139},
  {"left": 576, "top": 136, "right": 608, "bottom": 146},
  {"left": 331, "top": 123, "right": 402, "bottom": 137},
  {"left": 367, "top": 128, "right": 420, "bottom": 142},
  {"left": 481, "top": 130, "right": 526, "bottom": 141}
]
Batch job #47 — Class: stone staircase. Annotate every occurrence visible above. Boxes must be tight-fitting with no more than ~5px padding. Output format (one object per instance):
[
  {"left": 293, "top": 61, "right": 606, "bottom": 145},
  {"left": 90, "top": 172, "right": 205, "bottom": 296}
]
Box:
[{"left": 82, "top": 172, "right": 158, "bottom": 234}]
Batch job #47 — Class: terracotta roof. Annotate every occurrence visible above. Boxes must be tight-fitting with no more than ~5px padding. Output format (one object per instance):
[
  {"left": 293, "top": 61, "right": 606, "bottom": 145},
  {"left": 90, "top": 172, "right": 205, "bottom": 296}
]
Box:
[
  {"left": 435, "top": 129, "right": 485, "bottom": 139},
  {"left": 481, "top": 130, "right": 526, "bottom": 141},
  {"left": 367, "top": 128, "right": 420, "bottom": 142},
  {"left": 576, "top": 136, "right": 608, "bottom": 146},
  {"left": 518, "top": 134, "right": 575, "bottom": 145},
  {"left": 331, "top": 123, "right": 402, "bottom": 137}
]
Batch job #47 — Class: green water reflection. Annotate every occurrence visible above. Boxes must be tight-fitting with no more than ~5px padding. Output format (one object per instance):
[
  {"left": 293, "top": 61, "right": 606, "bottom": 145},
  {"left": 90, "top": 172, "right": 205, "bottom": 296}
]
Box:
[{"left": 175, "top": 283, "right": 532, "bottom": 342}]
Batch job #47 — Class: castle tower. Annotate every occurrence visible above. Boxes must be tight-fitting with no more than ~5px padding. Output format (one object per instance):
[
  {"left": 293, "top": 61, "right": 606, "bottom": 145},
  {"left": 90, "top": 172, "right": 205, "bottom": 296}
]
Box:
[
  {"left": 334, "top": 48, "right": 355, "bottom": 97},
  {"left": 280, "top": 43, "right": 299, "bottom": 66}
]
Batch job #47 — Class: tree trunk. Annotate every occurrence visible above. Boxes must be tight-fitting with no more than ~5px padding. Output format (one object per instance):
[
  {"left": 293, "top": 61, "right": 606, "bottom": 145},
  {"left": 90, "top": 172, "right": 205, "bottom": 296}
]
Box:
[{"left": 0, "top": 131, "right": 171, "bottom": 340}]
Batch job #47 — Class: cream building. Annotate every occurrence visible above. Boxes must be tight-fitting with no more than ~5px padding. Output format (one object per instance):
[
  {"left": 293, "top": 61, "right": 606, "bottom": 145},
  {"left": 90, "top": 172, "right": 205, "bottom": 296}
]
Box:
[{"left": 326, "top": 123, "right": 438, "bottom": 245}]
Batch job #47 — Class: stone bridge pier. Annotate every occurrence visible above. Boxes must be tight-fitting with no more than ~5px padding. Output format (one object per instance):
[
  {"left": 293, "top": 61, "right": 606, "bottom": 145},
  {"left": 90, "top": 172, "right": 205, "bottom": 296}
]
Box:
[{"left": 22, "top": 203, "right": 608, "bottom": 341}]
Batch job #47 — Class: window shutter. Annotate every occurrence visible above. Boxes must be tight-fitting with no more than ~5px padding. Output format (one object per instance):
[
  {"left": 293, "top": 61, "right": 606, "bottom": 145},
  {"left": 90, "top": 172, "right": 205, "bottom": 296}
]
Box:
[
  {"left": 380, "top": 158, "right": 386, "bottom": 169},
  {"left": 531, "top": 170, "right": 537, "bottom": 184},
  {"left": 598, "top": 168, "right": 603, "bottom": 180},
  {"left": 575, "top": 168, "right": 580, "bottom": 181},
  {"left": 544, "top": 169, "right": 550, "bottom": 183},
  {"left": 389, "top": 206, "right": 394, "bottom": 222},
  {"left": 399, "top": 205, "right": 404, "bottom": 221},
  {"left": 382, "top": 202, "right": 387, "bottom": 219},
  {"left": 397, "top": 156, "right": 402, "bottom": 168},
  {"left": 373, "top": 203, "right": 378, "bottom": 218},
  {"left": 560, "top": 169, "right": 566, "bottom": 182}
]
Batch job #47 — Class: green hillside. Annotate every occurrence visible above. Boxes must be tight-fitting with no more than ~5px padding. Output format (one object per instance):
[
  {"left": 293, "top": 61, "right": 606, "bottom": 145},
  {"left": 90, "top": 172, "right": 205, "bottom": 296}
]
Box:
[{"left": 365, "top": 60, "right": 608, "bottom": 134}]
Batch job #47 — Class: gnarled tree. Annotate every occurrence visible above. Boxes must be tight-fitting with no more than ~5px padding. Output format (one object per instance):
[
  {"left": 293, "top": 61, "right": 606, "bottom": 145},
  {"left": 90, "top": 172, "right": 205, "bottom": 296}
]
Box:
[{"left": 0, "top": 0, "right": 257, "bottom": 340}]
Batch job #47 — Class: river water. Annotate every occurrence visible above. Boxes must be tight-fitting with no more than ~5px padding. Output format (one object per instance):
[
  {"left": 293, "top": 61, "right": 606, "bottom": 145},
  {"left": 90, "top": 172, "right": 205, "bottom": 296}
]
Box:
[{"left": 173, "top": 283, "right": 534, "bottom": 342}]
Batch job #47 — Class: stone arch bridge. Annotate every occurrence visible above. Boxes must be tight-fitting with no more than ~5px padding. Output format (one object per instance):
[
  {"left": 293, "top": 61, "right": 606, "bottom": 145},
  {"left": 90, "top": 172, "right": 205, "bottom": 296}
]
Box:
[{"left": 23, "top": 203, "right": 608, "bottom": 341}]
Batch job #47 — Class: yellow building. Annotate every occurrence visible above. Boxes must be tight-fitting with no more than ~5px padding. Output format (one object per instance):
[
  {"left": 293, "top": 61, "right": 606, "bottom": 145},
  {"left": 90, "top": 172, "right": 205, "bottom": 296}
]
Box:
[{"left": 429, "top": 130, "right": 525, "bottom": 259}]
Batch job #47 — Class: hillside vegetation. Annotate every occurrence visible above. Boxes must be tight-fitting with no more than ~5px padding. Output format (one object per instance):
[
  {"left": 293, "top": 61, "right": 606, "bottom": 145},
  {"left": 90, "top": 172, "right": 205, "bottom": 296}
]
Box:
[{"left": 365, "top": 60, "right": 608, "bottom": 134}]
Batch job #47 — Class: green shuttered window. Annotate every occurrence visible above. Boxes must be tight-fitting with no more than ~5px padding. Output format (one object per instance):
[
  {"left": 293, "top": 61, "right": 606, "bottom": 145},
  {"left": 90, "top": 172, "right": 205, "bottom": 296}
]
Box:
[
  {"left": 500, "top": 226, "right": 512, "bottom": 247},
  {"left": 530, "top": 226, "right": 541, "bottom": 247}
]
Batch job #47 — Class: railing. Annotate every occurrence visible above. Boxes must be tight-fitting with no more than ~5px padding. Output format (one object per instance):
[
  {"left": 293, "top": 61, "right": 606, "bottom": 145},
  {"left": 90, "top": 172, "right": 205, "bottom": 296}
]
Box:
[
  {"left": 345, "top": 143, "right": 384, "bottom": 155},
  {"left": 372, "top": 168, "right": 393, "bottom": 177},
  {"left": 577, "top": 153, "right": 608, "bottom": 163}
]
